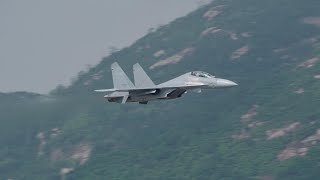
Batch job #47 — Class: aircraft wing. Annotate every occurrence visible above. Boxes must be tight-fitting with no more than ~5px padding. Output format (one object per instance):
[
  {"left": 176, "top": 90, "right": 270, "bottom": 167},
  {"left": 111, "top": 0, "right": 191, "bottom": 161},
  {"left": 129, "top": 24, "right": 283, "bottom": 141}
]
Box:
[
  {"left": 94, "top": 83, "right": 206, "bottom": 93},
  {"left": 95, "top": 83, "right": 207, "bottom": 104}
]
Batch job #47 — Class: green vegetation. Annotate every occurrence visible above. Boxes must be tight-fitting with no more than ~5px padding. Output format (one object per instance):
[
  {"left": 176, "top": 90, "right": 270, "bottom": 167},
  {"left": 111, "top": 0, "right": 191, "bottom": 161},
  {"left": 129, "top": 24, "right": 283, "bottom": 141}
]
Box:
[{"left": 1, "top": 0, "right": 320, "bottom": 179}]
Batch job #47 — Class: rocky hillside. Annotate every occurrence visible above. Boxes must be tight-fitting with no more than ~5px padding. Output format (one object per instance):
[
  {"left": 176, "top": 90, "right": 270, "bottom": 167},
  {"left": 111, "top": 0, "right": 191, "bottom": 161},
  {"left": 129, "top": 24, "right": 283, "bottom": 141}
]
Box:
[{"left": 1, "top": 0, "right": 320, "bottom": 179}]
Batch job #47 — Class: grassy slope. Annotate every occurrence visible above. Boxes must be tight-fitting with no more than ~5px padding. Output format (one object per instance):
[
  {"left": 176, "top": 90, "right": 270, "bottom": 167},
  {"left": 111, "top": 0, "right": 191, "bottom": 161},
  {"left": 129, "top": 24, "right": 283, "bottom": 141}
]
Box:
[{"left": 1, "top": 0, "right": 320, "bottom": 179}]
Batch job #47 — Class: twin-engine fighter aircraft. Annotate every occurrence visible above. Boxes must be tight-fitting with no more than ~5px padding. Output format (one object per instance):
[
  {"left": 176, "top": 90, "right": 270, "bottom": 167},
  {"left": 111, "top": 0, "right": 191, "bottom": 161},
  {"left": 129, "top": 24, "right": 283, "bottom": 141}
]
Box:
[{"left": 95, "top": 62, "right": 238, "bottom": 104}]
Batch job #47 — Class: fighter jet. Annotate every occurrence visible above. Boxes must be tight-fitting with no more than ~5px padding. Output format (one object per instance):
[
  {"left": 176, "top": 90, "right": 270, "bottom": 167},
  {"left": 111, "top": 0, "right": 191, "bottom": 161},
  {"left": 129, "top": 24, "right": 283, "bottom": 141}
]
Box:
[{"left": 95, "top": 62, "right": 238, "bottom": 104}]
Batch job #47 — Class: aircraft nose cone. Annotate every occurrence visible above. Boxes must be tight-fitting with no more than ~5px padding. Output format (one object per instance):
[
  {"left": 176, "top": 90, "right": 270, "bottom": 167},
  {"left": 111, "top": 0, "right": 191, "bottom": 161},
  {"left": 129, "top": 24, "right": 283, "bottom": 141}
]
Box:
[{"left": 216, "top": 79, "right": 238, "bottom": 88}]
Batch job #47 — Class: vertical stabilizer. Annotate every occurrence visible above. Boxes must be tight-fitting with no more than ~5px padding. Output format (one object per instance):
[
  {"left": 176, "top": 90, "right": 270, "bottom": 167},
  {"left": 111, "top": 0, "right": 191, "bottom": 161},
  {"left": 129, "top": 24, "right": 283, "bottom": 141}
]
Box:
[
  {"left": 133, "top": 63, "right": 155, "bottom": 87},
  {"left": 111, "top": 62, "right": 135, "bottom": 89}
]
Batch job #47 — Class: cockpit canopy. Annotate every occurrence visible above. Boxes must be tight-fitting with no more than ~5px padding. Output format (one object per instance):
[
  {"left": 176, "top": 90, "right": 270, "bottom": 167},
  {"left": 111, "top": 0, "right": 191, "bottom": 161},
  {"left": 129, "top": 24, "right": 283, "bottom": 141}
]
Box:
[{"left": 191, "top": 71, "right": 215, "bottom": 78}]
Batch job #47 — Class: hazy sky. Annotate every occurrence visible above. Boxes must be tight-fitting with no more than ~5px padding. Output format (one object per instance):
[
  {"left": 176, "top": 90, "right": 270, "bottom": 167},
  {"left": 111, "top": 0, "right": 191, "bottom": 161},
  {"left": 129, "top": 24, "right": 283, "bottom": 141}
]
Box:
[{"left": 0, "top": 0, "right": 210, "bottom": 93}]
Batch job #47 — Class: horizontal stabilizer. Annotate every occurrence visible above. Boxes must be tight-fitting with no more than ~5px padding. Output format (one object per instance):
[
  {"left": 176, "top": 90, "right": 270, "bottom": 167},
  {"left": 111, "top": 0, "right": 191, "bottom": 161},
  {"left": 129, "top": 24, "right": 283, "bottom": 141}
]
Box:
[
  {"left": 94, "top": 89, "right": 116, "bottom": 92},
  {"left": 112, "top": 62, "right": 135, "bottom": 89},
  {"left": 133, "top": 63, "right": 155, "bottom": 87},
  {"left": 104, "top": 91, "right": 129, "bottom": 98},
  {"left": 104, "top": 91, "right": 129, "bottom": 104}
]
